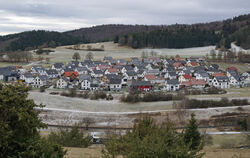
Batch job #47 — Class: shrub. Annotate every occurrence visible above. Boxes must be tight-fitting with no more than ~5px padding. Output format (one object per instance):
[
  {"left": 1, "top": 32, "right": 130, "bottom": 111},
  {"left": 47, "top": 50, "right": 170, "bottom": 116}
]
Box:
[
  {"left": 120, "top": 93, "right": 141, "bottom": 103},
  {"left": 120, "top": 92, "right": 183, "bottom": 103},
  {"left": 90, "top": 91, "right": 107, "bottom": 100},
  {"left": 181, "top": 98, "right": 249, "bottom": 109},
  {"left": 182, "top": 87, "right": 226, "bottom": 95},
  {"left": 220, "top": 140, "right": 236, "bottom": 149},
  {"left": 142, "top": 92, "right": 173, "bottom": 102},
  {"left": 39, "top": 86, "right": 46, "bottom": 92},
  {"left": 204, "top": 134, "right": 213, "bottom": 146},
  {"left": 102, "top": 116, "right": 204, "bottom": 158},
  {"left": 206, "top": 87, "right": 226, "bottom": 94},
  {"left": 60, "top": 91, "right": 69, "bottom": 97},
  {"left": 106, "top": 94, "right": 113, "bottom": 100},
  {"left": 81, "top": 91, "right": 90, "bottom": 99},
  {"left": 237, "top": 118, "right": 248, "bottom": 131},
  {"left": 50, "top": 92, "right": 59, "bottom": 95},
  {"left": 68, "top": 88, "right": 77, "bottom": 97},
  {"left": 47, "top": 125, "right": 92, "bottom": 148}
]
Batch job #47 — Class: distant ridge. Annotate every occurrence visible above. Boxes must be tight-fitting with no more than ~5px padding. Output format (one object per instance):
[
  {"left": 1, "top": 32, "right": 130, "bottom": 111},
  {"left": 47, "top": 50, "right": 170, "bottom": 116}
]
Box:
[
  {"left": 0, "top": 13, "right": 250, "bottom": 52},
  {"left": 65, "top": 24, "right": 166, "bottom": 43}
]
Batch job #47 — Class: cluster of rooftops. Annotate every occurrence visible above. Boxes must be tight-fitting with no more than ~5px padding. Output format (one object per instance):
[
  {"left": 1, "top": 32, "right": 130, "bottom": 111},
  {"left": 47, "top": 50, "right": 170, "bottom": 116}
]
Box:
[{"left": 0, "top": 56, "right": 250, "bottom": 91}]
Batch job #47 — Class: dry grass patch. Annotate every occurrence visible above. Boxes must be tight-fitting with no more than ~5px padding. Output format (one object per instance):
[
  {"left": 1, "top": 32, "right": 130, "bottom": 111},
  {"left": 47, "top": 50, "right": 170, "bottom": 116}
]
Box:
[
  {"left": 203, "top": 149, "right": 250, "bottom": 158},
  {"left": 64, "top": 145, "right": 250, "bottom": 158},
  {"left": 64, "top": 145, "right": 104, "bottom": 158},
  {"left": 212, "top": 62, "right": 249, "bottom": 74}
]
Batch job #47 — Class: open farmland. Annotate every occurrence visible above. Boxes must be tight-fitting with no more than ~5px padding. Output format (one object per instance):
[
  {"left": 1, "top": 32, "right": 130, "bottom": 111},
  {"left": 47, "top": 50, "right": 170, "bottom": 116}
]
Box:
[
  {"left": 28, "top": 91, "right": 173, "bottom": 112},
  {"left": 29, "top": 87, "right": 250, "bottom": 113},
  {"left": 34, "top": 42, "right": 216, "bottom": 63}
]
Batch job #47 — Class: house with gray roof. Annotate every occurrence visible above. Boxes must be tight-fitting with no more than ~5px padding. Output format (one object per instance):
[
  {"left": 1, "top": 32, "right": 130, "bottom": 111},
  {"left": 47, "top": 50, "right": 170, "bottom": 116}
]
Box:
[
  {"left": 33, "top": 75, "right": 49, "bottom": 88},
  {"left": 52, "top": 63, "right": 64, "bottom": 71},
  {"left": 75, "top": 66, "right": 89, "bottom": 75},
  {"left": 124, "top": 70, "right": 138, "bottom": 80},
  {"left": 56, "top": 77, "right": 69, "bottom": 89},
  {"left": 164, "top": 71, "right": 177, "bottom": 79},
  {"left": 109, "top": 78, "right": 122, "bottom": 91},
  {"left": 0, "top": 67, "right": 12, "bottom": 80},
  {"left": 20, "top": 72, "right": 34, "bottom": 84},
  {"left": 212, "top": 76, "right": 230, "bottom": 89},
  {"left": 46, "top": 69, "right": 59, "bottom": 79},
  {"left": 91, "top": 70, "right": 104, "bottom": 78},
  {"left": 165, "top": 79, "right": 180, "bottom": 91}
]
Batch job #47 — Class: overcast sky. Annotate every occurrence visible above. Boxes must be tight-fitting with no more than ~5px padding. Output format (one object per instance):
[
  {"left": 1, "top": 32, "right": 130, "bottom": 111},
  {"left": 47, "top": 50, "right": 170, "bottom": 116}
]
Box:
[{"left": 0, "top": 0, "right": 249, "bottom": 35}]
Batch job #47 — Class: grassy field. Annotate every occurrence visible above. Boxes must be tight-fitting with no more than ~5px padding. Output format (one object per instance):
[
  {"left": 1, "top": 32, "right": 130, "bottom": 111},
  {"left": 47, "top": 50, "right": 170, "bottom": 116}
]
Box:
[
  {"left": 65, "top": 147, "right": 250, "bottom": 158},
  {"left": 29, "top": 90, "right": 174, "bottom": 112},
  {"left": 64, "top": 133, "right": 250, "bottom": 158},
  {"left": 64, "top": 145, "right": 104, "bottom": 158},
  {"left": 34, "top": 42, "right": 215, "bottom": 63},
  {"left": 211, "top": 62, "right": 249, "bottom": 74},
  {"left": 203, "top": 149, "right": 250, "bottom": 158},
  {"left": 29, "top": 87, "right": 250, "bottom": 113}
]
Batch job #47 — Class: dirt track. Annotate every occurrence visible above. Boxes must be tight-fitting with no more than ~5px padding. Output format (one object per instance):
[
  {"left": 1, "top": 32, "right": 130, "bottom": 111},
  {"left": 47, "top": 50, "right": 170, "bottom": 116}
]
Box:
[{"left": 39, "top": 105, "right": 250, "bottom": 129}]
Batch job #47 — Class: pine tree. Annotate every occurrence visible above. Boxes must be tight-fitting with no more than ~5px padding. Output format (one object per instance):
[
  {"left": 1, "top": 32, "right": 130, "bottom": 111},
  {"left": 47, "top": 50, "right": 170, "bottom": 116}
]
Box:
[
  {"left": 103, "top": 116, "right": 204, "bottom": 158},
  {"left": 0, "top": 85, "right": 66, "bottom": 157},
  {"left": 184, "top": 113, "right": 202, "bottom": 150}
]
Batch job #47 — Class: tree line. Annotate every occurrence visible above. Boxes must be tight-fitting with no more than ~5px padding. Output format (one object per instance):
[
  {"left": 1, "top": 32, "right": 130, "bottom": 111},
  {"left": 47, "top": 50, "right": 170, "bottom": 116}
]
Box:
[
  {"left": 4, "top": 30, "right": 86, "bottom": 51},
  {"left": 207, "top": 49, "right": 250, "bottom": 63},
  {"left": 115, "top": 28, "right": 220, "bottom": 49},
  {"left": 0, "top": 51, "right": 33, "bottom": 63},
  {"left": 115, "top": 14, "right": 250, "bottom": 49}
]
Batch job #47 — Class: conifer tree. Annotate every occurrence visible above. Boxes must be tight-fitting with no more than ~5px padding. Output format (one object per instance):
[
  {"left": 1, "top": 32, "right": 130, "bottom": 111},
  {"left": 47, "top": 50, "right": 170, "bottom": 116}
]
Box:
[{"left": 184, "top": 113, "right": 202, "bottom": 150}]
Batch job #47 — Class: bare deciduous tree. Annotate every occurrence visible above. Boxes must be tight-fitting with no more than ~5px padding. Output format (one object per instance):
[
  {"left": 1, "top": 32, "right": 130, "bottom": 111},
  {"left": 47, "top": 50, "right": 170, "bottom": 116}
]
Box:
[
  {"left": 72, "top": 52, "right": 81, "bottom": 61},
  {"left": 81, "top": 117, "right": 95, "bottom": 130},
  {"left": 87, "top": 45, "right": 92, "bottom": 50},
  {"left": 141, "top": 51, "right": 148, "bottom": 59},
  {"left": 85, "top": 52, "right": 94, "bottom": 60}
]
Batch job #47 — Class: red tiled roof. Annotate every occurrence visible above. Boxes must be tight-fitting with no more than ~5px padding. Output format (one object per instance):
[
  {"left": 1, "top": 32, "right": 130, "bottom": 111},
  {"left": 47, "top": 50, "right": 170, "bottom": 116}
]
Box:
[
  {"left": 191, "top": 79, "right": 206, "bottom": 85},
  {"left": 98, "top": 65, "right": 110, "bottom": 70},
  {"left": 189, "top": 62, "right": 199, "bottom": 66},
  {"left": 174, "top": 57, "right": 184, "bottom": 61},
  {"left": 64, "top": 72, "right": 79, "bottom": 77},
  {"left": 181, "top": 81, "right": 192, "bottom": 87},
  {"left": 182, "top": 74, "right": 192, "bottom": 79},
  {"left": 144, "top": 74, "right": 156, "bottom": 80},
  {"left": 213, "top": 73, "right": 225, "bottom": 77},
  {"left": 227, "top": 67, "right": 238, "bottom": 71},
  {"left": 107, "top": 68, "right": 119, "bottom": 73},
  {"left": 173, "top": 62, "right": 183, "bottom": 67},
  {"left": 181, "top": 79, "right": 206, "bottom": 87}
]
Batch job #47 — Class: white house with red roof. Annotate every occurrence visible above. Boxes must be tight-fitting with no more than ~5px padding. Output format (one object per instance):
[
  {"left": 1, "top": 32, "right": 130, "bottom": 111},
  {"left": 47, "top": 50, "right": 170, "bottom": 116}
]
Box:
[{"left": 178, "top": 74, "right": 192, "bottom": 83}]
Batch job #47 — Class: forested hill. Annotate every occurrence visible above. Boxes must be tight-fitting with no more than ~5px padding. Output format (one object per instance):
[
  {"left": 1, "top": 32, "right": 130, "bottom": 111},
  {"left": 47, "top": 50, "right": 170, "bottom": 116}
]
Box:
[
  {"left": 114, "top": 28, "right": 220, "bottom": 49},
  {"left": 115, "top": 14, "right": 250, "bottom": 49},
  {"left": 0, "top": 13, "right": 250, "bottom": 52},
  {"left": 65, "top": 24, "right": 166, "bottom": 43},
  {"left": 0, "top": 30, "right": 85, "bottom": 52}
]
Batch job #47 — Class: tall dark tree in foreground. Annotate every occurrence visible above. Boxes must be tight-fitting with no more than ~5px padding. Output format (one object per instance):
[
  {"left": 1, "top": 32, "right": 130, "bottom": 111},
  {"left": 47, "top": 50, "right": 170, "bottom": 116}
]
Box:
[
  {"left": 102, "top": 116, "right": 204, "bottom": 158},
  {"left": 0, "top": 85, "right": 66, "bottom": 158},
  {"left": 184, "top": 113, "right": 202, "bottom": 150}
]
